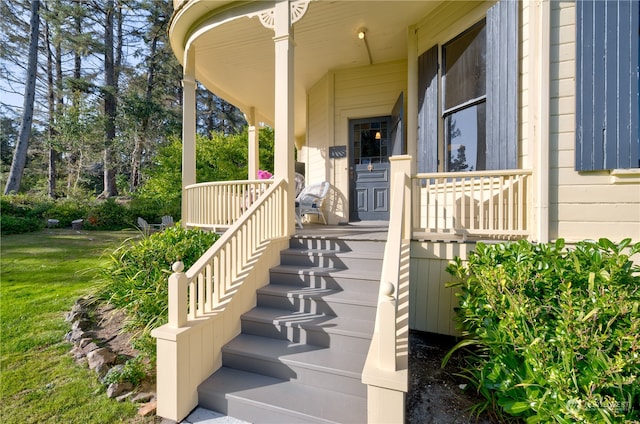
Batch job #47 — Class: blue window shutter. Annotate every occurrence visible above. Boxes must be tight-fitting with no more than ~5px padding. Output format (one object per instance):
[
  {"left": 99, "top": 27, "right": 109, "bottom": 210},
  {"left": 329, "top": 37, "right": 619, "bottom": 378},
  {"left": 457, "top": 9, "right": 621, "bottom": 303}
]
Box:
[
  {"left": 576, "top": 0, "right": 639, "bottom": 171},
  {"left": 417, "top": 44, "right": 439, "bottom": 173},
  {"left": 486, "top": 0, "right": 519, "bottom": 170},
  {"left": 390, "top": 92, "right": 405, "bottom": 156}
]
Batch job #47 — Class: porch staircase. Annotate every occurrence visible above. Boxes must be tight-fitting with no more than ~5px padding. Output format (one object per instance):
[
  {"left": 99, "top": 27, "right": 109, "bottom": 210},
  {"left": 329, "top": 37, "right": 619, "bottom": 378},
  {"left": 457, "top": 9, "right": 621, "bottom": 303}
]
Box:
[{"left": 197, "top": 233, "right": 386, "bottom": 423}]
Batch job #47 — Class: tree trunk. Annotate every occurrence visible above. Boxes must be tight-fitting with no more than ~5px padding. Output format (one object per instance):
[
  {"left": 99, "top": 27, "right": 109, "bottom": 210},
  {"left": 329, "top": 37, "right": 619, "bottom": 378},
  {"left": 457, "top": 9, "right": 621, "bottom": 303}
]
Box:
[
  {"left": 101, "top": 0, "right": 118, "bottom": 198},
  {"left": 67, "top": 4, "right": 83, "bottom": 194},
  {"left": 4, "top": 0, "right": 40, "bottom": 195},
  {"left": 130, "top": 33, "right": 158, "bottom": 192},
  {"left": 45, "top": 14, "right": 57, "bottom": 198}
]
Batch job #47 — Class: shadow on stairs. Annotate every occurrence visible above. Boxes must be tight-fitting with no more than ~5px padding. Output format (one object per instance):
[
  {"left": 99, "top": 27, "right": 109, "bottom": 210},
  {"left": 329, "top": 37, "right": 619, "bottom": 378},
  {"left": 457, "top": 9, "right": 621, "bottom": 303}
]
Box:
[{"left": 196, "top": 232, "right": 386, "bottom": 423}]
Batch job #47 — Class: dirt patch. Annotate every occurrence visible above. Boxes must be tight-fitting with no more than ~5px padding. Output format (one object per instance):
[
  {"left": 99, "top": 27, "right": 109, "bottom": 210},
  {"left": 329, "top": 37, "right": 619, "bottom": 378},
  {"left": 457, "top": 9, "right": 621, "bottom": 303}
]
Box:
[{"left": 407, "top": 331, "right": 500, "bottom": 424}]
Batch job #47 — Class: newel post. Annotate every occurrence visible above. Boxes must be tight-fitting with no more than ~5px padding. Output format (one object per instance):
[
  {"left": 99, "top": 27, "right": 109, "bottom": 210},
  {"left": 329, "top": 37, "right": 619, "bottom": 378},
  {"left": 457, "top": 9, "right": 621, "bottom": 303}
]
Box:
[
  {"left": 168, "top": 261, "right": 187, "bottom": 328},
  {"left": 389, "top": 155, "right": 412, "bottom": 239},
  {"left": 152, "top": 260, "right": 196, "bottom": 422},
  {"left": 379, "top": 281, "right": 397, "bottom": 371}
]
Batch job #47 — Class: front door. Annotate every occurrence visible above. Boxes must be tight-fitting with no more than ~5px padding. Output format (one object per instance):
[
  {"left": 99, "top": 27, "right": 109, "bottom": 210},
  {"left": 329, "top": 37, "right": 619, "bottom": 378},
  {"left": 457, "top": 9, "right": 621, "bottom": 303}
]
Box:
[{"left": 349, "top": 117, "right": 392, "bottom": 221}]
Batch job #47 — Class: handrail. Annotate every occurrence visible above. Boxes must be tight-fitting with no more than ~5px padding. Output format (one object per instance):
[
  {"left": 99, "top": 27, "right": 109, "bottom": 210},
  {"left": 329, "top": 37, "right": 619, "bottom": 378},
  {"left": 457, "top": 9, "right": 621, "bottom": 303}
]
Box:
[
  {"left": 363, "top": 169, "right": 410, "bottom": 385},
  {"left": 376, "top": 171, "right": 409, "bottom": 370},
  {"left": 184, "top": 179, "right": 274, "bottom": 230},
  {"left": 412, "top": 169, "right": 532, "bottom": 237},
  {"left": 167, "top": 178, "right": 286, "bottom": 326}
]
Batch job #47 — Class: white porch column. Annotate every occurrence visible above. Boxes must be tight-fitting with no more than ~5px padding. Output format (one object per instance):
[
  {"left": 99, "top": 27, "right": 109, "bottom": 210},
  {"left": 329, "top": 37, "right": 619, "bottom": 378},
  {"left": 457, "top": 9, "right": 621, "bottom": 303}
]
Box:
[
  {"left": 182, "top": 47, "right": 197, "bottom": 226},
  {"left": 273, "top": 0, "right": 295, "bottom": 235},
  {"left": 247, "top": 108, "right": 260, "bottom": 180}
]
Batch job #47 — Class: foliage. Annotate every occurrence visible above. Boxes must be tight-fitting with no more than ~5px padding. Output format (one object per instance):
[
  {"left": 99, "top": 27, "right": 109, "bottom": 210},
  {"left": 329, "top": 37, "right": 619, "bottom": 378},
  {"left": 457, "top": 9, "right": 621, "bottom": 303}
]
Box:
[
  {"left": 1, "top": 191, "right": 174, "bottom": 234},
  {"left": 128, "top": 195, "right": 173, "bottom": 225},
  {"left": 46, "top": 198, "right": 90, "bottom": 227},
  {"left": 98, "top": 226, "right": 219, "bottom": 359},
  {"left": 136, "top": 127, "right": 276, "bottom": 219},
  {"left": 102, "top": 356, "right": 147, "bottom": 387},
  {"left": 445, "top": 239, "right": 640, "bottom": 423},
  {"left": 0, "top": 214, "right": 45, "bottom": 235},
  {"left": 1, "top": 0, "right": 243, "bottom": 198},
  {"left": 0, "top": 194, "right": 53, "bottom": 234},
  {"left": 82, "top": 198, "right": 131, "bottom": 230},
  {"left": 1, "top": 229, "right": 147, "bottom": 423}
]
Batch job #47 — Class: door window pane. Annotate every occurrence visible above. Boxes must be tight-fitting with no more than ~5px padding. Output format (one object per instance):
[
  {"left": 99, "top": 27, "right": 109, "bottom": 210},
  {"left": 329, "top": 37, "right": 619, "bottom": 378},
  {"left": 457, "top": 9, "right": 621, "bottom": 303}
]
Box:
[{"left": 353, "top": 121, "right": 389, "bottom": 164}]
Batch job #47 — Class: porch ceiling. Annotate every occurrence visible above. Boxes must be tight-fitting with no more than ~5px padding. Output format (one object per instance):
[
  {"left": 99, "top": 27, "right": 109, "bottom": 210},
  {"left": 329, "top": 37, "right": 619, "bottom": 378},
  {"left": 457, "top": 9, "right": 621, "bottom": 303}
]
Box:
[{"left": 169, "top": 0, "right": 439, "bottom": 137}]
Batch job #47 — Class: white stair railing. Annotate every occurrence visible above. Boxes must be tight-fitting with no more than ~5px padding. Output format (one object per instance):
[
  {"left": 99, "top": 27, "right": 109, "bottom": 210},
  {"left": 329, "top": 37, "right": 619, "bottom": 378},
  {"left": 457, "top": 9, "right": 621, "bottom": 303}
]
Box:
[
  {"left": 153, "top": 178, "right": 288, "bottom": 422},
  {"left": 362, "top": 156, "right": 410, "bottom": 424}
]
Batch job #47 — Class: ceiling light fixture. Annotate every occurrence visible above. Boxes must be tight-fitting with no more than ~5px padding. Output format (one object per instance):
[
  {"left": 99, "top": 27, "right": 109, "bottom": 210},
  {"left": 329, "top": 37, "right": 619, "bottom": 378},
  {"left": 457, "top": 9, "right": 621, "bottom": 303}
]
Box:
[{"left": 357, "top": 27, "right": 373, "bottom": 65}]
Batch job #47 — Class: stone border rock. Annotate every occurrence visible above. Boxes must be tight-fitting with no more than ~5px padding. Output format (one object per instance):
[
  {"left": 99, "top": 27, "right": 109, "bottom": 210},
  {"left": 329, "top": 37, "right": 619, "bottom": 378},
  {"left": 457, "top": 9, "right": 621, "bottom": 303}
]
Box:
[{"left": 64, "top": 297, "right": 157, "bottom": 418}]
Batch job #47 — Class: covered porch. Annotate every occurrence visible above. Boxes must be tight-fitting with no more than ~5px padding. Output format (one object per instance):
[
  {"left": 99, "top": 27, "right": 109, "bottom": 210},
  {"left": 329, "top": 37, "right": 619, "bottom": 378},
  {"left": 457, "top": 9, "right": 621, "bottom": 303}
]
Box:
[{"left": 157, "top": 0, "right": 541, "bottom": 422}]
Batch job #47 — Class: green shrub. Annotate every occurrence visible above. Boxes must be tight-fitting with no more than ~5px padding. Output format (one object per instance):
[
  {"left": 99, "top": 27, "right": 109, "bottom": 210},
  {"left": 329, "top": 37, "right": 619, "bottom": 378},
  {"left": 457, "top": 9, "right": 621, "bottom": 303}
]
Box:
[
  {"left": 46, "top": 198, "right": 89, "bottom": 227},
  {"left": 128, "top": 195, "right": 177, "bottom": 224},
  {"left": 446, "top": 238, "right": 640, "bottom": 423},
  {"left": 85, "top": 198, "right": 132, "bottom": 230},
  {"left": 102, "top": 356, "right": 147, "bottom": 387},
  {"left": 0, "top": 194, "right": 53, "bottom": 234},
  {"left": 98, "top": 226, "right": 219, "bottom": 360},
  {"left": 0, "top": 214, "right": 44, "bottom": 234}
]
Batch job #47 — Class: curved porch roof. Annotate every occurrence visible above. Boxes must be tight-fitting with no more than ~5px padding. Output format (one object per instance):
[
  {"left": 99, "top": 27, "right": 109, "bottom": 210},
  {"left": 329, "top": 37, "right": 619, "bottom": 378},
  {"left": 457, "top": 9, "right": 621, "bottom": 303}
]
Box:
[{"left": 169, "top": 0, "right": 439, "bottom": 138}]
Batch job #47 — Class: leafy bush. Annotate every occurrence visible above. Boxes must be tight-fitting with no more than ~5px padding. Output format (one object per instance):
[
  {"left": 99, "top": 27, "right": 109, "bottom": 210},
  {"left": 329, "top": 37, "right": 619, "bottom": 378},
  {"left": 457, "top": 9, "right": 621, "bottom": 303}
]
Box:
[
  {"left": 102, "top": 356, "right": 147, "bottom": 387},
  {"left": 446, "top": 238, "right": 640, "bottom": 423},
  {"left": 1, "top": 194, "right": 53, "bottom": 234},
  {"left": 98, "top": 226, "right": 219, "bottom": 359},
  {"left": 0, "top": 214, "right": 44, "bottom": 234},
  {"left": 84, "top": 198, "right": 132, "bottom": 230},
  {"left": 128, "top": 195, "right": 176, "bottom": 224},
  {"left": 46, "top": 198, "right": 89, "bottom": 227}
]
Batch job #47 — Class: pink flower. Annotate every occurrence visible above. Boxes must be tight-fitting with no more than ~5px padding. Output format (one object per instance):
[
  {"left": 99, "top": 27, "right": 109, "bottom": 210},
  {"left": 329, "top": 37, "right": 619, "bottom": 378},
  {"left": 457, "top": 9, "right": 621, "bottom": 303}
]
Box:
[{"left": 257, "top": 170, "right": 273, "bottom": 179}]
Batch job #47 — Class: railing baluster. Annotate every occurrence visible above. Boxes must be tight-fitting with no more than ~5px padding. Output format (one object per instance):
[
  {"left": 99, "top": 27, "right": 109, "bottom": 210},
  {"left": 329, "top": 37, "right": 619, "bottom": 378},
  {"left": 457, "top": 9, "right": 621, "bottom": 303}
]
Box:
[
  {"left": 197, "top": 273, "right": 204, "bottom": 314},
  {"left": 213, "top": 253, "right": 220, "bottom": 306},
  {"left": 205, "top": 263, "right": 212, "bottom": 312},
  {"left": 188, "top": 278, "right": 196, "bottom": 320}
]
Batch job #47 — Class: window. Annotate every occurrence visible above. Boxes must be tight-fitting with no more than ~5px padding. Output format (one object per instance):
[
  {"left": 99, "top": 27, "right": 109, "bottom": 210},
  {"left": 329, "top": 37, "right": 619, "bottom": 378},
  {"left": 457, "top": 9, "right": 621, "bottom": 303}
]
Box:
[
  {"left": 443, "top": 22, "right": 486, "bottom": 171},
  {"left": 417, "top": 0, "right": 518, "bottom": 173},
  {"left": 353, "top": 120, "right": 389, "bottom": 165},
  {"left": 575, "top": 0, "right": 639, "bottom": 171}
]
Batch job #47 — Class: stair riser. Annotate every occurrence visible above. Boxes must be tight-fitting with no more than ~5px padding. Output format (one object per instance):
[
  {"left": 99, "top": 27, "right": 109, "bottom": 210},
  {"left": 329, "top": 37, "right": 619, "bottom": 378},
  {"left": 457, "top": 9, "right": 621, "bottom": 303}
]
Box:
[
  {"left": 222, "top": 352, "right": 367, "bottom": 397},
  {"left": 289, "top": 238, "right": 385, "bottom": 254},
  {"left": 199, "top": 393, "right": 326, "bottom": 424},
  {"left": 226, "top": 396, "right": 335, "bottom": 424},
  {"left": 280, "top": 253, "right": 383, "bottom": 272},
  {"left": 241, "top": 320, "right": 371, "bottom": 354},
  {"left": 257, "top": 293, "right": 377, "bottom": 321},
  {"left": 269, "top": 271, "right": 379, "bottom": 291}
]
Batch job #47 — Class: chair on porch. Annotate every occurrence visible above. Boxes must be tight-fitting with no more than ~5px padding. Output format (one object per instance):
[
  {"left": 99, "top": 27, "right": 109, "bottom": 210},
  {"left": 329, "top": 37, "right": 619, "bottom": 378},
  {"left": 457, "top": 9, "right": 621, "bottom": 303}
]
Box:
[
  {"left": 295, "top": 181, "right": 329, "bottom": 229},
  {"left": 295, "top": 172, "right": 305, "bottom": 197}
]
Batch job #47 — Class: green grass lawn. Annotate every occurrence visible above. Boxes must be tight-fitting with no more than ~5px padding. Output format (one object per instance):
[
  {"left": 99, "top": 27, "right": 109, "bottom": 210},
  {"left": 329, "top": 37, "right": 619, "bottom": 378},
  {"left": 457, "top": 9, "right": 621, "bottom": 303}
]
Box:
[{"left": 1, "top": 229, "right": 154, "bottom": 424}]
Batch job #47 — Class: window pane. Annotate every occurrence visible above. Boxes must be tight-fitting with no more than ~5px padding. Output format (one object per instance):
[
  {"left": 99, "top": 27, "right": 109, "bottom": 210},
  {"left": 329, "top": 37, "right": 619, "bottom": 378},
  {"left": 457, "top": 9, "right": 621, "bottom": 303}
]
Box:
[
  {"left": 445, "top": 102, "right": 486, "bottom": 171},
  {"left": 443, "top": 23, "right": 486, "bottom": 111}
]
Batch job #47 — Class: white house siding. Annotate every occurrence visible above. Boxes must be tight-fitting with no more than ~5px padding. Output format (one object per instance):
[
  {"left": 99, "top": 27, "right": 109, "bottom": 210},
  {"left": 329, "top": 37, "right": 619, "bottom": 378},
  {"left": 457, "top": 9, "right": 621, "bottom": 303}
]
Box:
[
  {"left": 550, "top": 1, "right": 640, "bottom": 243},
  {"left": 409, "top": 241, "right": 474, "bottom": 336},
  {"left": 303, "top": 75, "right": 330, "bottom": 188}
]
